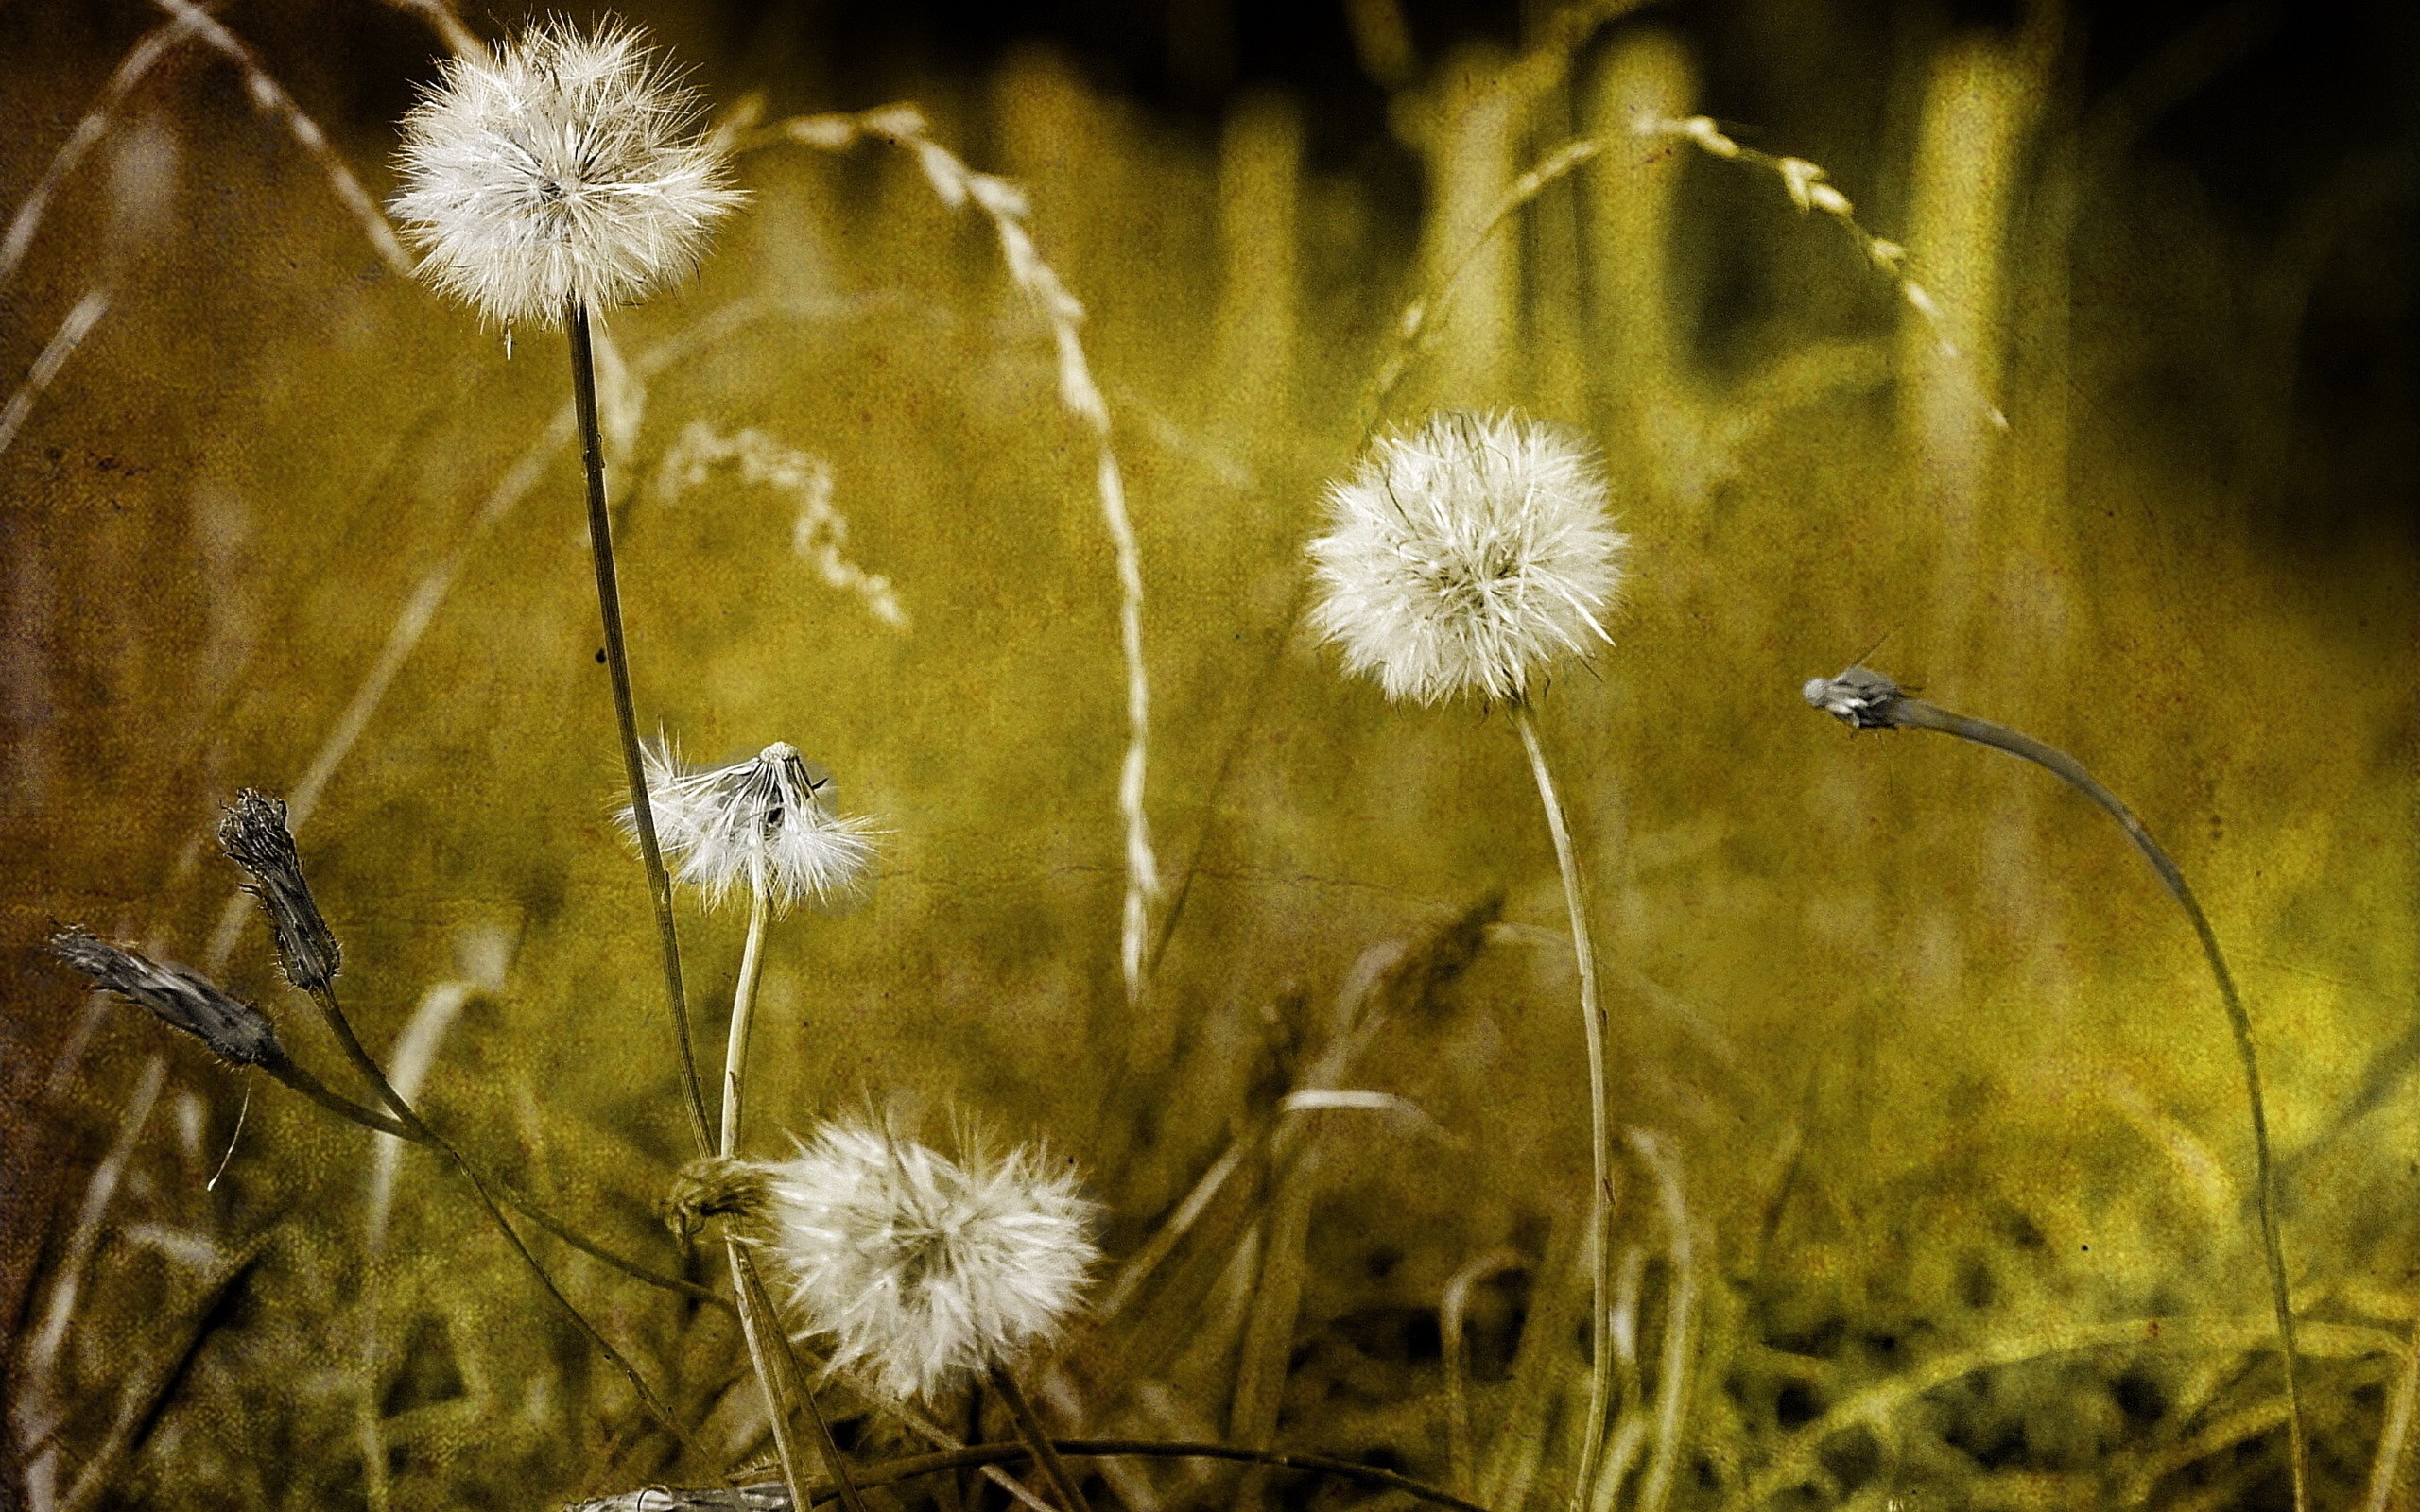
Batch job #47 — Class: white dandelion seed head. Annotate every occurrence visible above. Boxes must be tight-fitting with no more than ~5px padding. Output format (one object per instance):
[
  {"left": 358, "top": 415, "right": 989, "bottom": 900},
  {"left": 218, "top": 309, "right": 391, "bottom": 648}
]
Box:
[
  {"left": 627, "top": 739, "right": 879, "bottom": 914},
  {"left": 1306, "top": 411, "right": 1628, "bottom": 706},
  {"left": 762, "top": 1123, "right": 1098, "bottom": 1403},
  {"left": 389, "top": 17, "right": 744, "bottom": 328}
]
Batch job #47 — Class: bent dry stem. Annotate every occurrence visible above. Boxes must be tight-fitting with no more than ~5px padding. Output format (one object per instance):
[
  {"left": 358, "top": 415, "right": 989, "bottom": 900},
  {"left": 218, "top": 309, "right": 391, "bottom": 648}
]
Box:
[
  {"left": 300, "top": 983, "right": 711, "bottom": 1463},
  {"left": 567, "top": 296, "right": 714, "bottom": 1159},
  {"left": 1802, "top": 665, "right": 2306, "bottom": 1512},
  {"left": 1512, "top": 699, "right": 1615, "bottom": 1512}
]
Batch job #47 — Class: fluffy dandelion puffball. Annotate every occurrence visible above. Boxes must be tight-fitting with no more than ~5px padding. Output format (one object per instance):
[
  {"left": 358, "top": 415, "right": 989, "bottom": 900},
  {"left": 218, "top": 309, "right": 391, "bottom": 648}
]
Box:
[
  {"left": 763, "top": 1124, "right": 1098, "bottom": 1402},
  {"left": 628, "top": 740, "right": 878, "bottom": 913},
  {"left": 389, "top": 19, "right": 742, "bottom": 328},
  {"left": 1307, "top": 411, "right": 1627, "bottom": 705}
]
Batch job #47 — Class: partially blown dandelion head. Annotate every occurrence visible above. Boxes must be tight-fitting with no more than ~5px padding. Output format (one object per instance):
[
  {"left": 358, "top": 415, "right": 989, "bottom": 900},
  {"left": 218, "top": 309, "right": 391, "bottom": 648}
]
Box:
[
  {"left": 389, "top": 18, "right": 742, "bottom": 328},
  {"left": 628, "top": 740, "right": 878, "bottom": 913},
  {"left": 762, "top": 1123, "right": 1098, "bottom": 1402},
  {"left": 1307, "top": 411, "right": 1626, "bottom": 705}
]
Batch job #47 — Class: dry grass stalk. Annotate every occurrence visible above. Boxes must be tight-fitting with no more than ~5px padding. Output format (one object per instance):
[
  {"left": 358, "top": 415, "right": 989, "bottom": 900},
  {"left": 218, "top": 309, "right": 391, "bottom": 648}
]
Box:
[
  {"left": 149, "top": 0, "right": 415, "bottom": 279},
  {"left": 0, "top": 288, "right": 112, "bottom": 463},
  {"left": 0, "top": 20, "right": 195, "bottom": 291},
  {"left": 746, "top": 103, "right": 1159, "bottom": 1014},
  {"left": 1637, "top": 113, "right": 2010, "bottom": 432}
]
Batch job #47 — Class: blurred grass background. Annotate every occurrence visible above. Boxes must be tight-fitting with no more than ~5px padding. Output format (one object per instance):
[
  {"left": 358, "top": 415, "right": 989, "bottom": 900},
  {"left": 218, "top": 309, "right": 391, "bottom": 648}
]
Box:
[{"left": 0, "top": 1, "right": 2413, "bottom": 1508}]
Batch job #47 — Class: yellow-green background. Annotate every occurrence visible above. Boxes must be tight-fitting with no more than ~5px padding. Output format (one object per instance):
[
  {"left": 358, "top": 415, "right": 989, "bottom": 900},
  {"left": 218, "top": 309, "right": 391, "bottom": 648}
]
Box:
[{"left": 1, "top": 2, "right": 2411, "bottom": 1509}]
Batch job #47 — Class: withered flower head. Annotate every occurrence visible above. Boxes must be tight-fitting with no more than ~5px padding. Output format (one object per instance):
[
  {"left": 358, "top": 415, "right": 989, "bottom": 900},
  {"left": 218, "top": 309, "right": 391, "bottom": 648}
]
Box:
[
  {"left": 216, "top": 789, "right": 342, "bottom": 993},
  {"left": 50, "top": 927, "right": 283, "bottom": 1067}
]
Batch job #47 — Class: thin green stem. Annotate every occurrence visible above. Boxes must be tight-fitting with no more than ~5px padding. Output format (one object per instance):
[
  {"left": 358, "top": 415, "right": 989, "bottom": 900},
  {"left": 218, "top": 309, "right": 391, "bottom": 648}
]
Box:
[
  {"left": 1512, "top": 700, "right": 1614, "bottom": 1512},
  {"left": 989, "top": 1366, "right": 1093, "bottom": 1512},
  {"left": 568, "top": 296, "right": 714, "bottom": 1160},
  {"left": 1881, "top": 695, "right": 2306, "bottom": 1512},
  {"left": 304, "top": 984, "right": 712, "bottom": 1463}
]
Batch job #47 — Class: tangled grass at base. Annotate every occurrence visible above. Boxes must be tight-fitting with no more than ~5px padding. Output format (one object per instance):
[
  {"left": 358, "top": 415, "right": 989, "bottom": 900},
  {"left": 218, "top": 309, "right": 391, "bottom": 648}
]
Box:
[{"left": 3, "top": 4, "right": 2413, "bottom": 1512}]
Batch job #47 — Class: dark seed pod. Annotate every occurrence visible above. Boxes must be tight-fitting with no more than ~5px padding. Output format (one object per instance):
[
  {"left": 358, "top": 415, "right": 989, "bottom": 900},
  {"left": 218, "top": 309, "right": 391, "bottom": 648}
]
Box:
[
  {"left": 50, "top": 927, "right": 283, "bottom": 1067},
  {"left": 216, "top": 788, "right": 342, "bottom": 993}
]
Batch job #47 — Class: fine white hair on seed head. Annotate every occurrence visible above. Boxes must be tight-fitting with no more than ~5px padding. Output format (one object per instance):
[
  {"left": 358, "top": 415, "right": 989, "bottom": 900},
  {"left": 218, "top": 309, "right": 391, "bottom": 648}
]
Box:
[
  {"left": 760, "top": 1122, "right": 1098, "bottom": 1403},
  {"left": 389, "top": 17, "right": 743, "bottom": 328},
  {"left": 626, "top": 739, "right": 879, "bottom": 914},
  {"left": 1306, "top": 410, "right": 1627, "bottom": 706}
]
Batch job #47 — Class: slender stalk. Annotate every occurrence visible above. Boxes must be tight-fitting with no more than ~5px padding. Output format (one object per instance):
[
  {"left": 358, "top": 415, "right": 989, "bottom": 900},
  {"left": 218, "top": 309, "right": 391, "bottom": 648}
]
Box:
[
  {"left": 575, "top": 1437, "right": 1497, "bottom": 1512},
  {"left": 568, "top": 296, "right": 714, "bottom": 1159},
  {"left": 728, "top": 1241, "right": 814, "bottom": 1512},
  {"left": 1512, "top": 699, "right": 1615, "bottom": 1512},
  {"left": 2365, "top": 1317, "right": 2420, "bottom": 1512},
  {"left": 303, "top": 984, "right": 711, "bottom": 1462},
  {"left": 254, "top": 1029, "right": 728, "bottom": 1309},
  {"left": 1879, "top": 694, "right": 2306, "bottom": 1512},
  {"left": 733, "top": 1246, "right": 873, "bottom": 1512},
  {"left": 1442, "top": 1247, "right": 1524, "bottom": 1495},
  {"left": 717, "top": 876, "right": 822, "bottom": 1512},
  {"left": 989, "top": 1367, "right": 1093, "bottom": 1512},
  {"left": 722, "top": 882, "right": 770, "bottom": 1152},
  {"left": 1806, "top": 667, "right": 2306, "bottom": 1512}
]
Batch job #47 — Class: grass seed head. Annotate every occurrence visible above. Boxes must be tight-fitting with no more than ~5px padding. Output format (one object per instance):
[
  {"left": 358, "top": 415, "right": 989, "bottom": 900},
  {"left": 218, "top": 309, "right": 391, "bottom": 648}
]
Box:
[{"left": 216, "top": 788, "right": 342, "bottom": 994}]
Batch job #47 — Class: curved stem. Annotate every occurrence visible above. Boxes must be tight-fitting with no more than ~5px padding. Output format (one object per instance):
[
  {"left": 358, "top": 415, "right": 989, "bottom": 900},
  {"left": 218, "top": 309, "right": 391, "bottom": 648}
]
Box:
[
  {"left": 990, "top": 1369, "right": 1094, "bottom": 1512},
  {"left": 574, "top": 1437, "right": 1499, "bottom": 1512},
  {"left": 1442, "top": 1247, "right": 1525, "bottom": 1495},
  {"left": 1512, "top": 700, "right": 1614, "bottom": 1512},
  {"left": 568, "top": 296, "right": 714, "bottom": 1160},
  {"left": 1886, "top": 696, "right": 2306, "bottom": 1512},
  {"left": 304, "top": 985, "right": 712, "bottom": 1463},
  {"left": 256, "top": 1017, "right": 726, "bottom": 1308}
]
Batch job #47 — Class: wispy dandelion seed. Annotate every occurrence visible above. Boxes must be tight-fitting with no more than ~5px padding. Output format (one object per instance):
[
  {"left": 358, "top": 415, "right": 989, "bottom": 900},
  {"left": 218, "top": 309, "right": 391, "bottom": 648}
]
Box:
[
  {"left": 761, "top": 1123, "right": 1097, "bottom": 1404},
  {"left": 1307, "top": 410, "right": 1627, "bottom": 705},
  {"left": 389, "top": 18, "right": 742, "bottom": 328},
  {"left": 625, "top": 740, "right": 879, "bottom": 915}
]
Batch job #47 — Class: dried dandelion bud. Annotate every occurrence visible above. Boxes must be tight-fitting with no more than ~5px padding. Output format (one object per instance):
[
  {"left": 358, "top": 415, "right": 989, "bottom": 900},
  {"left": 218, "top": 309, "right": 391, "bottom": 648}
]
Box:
[
  {"left": 666, "top": 1154, "right": 771, "bottom": 1240},
  {"left": 1307, "top": 411, "right": 1628, "bottom": 706},
  {"left": 389, "top": 19, "right": 743, "bottom": 328},
  {"left": 1802, "top": 665, "right": 1908, "bottom": 729},
  {"left": 627, "top": 740, "right": 879, "bottom": 914},
  {"left": 50, "top": 928, "right": 283, "bottom": 1067},
  {"left": 216, "top": 789, "right": 341, "bottom": 994},
  {"left": 763, "top": 1123, "right": 1098, "bottom": 1402}
]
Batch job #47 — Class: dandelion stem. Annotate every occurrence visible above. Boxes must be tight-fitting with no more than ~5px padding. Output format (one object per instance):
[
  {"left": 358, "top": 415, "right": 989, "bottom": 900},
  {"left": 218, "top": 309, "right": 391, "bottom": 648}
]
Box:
[
  {"left": 302, "top": 984, "right": 713, "bottom": 1463},
  {"left": 568, "top": 295, "right": 714, "bottom": 1160},
  {"left": 722, "top": 881, "right": 770, "bottom": 1153},
  {"left": 717, "top": 876, "right": 830, "bottom": 1512},
  {"left": 732, "top": 1245, "right": 873, "bottom": 1512},
  {"left": 990, "top": 1367, "right": 1093, "bottom": 1512},
  {"left": 1511, "top": 699, "right": 1614, "bottom": 1512},
  {"left": 727, "top": 1240, "right": 815, "bottom": 1512},
  {"left": 1806, "top": 668, "right": 2305, "bottom": 1512}
]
